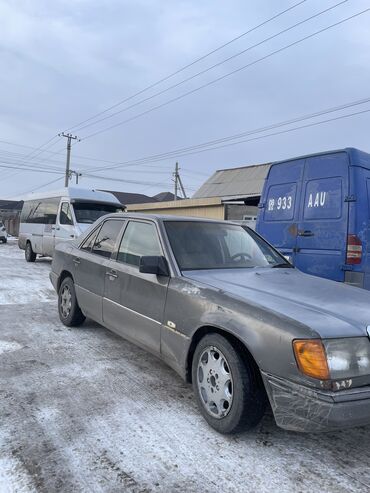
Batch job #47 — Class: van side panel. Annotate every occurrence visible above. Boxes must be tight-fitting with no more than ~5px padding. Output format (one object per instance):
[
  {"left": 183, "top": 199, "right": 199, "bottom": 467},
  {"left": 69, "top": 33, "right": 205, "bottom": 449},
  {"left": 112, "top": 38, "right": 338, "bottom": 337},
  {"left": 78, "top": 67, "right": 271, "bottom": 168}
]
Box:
[
  {"left": 347, "top": 162, "right": 370, "bottom": 289},
  {"left": 294, "top": 152, "right": 349, "bottom": 282},
  {"left": 256, "top": 159, "right": 305, "bottom": 258}
]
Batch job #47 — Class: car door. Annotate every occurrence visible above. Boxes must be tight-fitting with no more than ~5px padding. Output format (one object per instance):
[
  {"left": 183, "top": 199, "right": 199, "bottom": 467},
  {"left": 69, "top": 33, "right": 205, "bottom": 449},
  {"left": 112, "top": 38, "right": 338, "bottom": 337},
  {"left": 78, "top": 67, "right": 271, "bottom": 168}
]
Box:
[
  {"left": 294, "top": 152, "right": 350, "bottom": 281},
  {"left": 73, "top": 218, "right": 125, "bottom": 323},
  {"left": 103, "top": 219, "right": 169, "bottom": 354}
]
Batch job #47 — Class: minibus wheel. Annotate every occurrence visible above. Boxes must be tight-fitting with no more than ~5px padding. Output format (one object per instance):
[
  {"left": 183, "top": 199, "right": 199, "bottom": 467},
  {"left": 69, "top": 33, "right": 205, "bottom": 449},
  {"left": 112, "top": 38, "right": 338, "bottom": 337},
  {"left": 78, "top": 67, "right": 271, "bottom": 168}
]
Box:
[{"left": 25, "top": 242, "right": 36, "bottom": 262}]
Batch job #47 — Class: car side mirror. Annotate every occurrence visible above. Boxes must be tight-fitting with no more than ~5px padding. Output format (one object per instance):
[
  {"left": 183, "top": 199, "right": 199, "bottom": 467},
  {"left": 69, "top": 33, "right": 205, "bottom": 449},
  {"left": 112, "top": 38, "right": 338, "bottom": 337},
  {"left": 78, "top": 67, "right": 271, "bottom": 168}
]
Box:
[{"left": 139, "top": 256, "right": 170, "bottom": 277}]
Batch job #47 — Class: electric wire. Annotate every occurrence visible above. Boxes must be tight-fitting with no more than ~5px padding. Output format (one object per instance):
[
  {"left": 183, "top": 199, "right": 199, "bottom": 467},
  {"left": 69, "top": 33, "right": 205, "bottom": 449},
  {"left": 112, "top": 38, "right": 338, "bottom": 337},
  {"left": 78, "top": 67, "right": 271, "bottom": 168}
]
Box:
[
  {"left": 65, "top": 0, "right": 307, "bottom": 132},
  {"left": 85, "top": 95, "right": 370, "bottom": 173},
  {"left": 75, "top": 0, "right": 348, "bottom": 134},
  {"left": 81, "top": 6, "right": 369, "bottom": 141}
]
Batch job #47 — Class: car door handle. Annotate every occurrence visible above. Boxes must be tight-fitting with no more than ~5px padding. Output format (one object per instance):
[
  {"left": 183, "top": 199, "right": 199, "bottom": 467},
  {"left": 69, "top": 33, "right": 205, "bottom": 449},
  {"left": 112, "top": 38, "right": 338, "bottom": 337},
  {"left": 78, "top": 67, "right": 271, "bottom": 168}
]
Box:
[
  {"left": 298, "top": 230, "right": 314, "bottom": 237},
  {"left": 73, "top": 257, "right": 81, "bottom": 265},
  {"left": 106, "top": 270, "right": 118, "bottom": 279}
]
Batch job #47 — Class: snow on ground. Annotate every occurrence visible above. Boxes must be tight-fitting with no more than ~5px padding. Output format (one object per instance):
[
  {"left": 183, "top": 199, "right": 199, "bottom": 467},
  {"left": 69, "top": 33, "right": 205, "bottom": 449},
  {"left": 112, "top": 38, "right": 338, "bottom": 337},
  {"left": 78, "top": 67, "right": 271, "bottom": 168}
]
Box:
[
  {"left": 0, "top": 239, "right": 55, "bottom": 305},
  {"left": 0, "top": 243, "right": 370, "bottom": 492}
]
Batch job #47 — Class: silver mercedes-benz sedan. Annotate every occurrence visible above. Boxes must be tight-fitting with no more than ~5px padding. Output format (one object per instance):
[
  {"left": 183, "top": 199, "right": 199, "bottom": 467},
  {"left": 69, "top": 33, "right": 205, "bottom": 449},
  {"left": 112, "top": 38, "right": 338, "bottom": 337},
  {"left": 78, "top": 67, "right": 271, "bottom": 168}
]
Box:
[{"left": 50, "top": 214, "right": 370, "bottom": 433}]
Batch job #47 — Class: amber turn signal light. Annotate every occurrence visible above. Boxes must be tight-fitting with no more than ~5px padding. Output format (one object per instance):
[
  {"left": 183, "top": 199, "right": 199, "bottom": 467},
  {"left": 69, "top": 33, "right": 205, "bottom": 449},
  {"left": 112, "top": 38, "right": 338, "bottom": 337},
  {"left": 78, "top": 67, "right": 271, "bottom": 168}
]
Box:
[{"left": 293, "top": 339, "right": 330, "bottom": 380}]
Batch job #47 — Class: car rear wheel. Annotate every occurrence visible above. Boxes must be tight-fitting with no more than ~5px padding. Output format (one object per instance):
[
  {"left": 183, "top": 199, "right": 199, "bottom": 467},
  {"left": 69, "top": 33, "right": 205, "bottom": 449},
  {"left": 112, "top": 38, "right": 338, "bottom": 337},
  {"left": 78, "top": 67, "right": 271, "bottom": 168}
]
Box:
[
  {"left": 1, "top": 238, "right": 6, "bottom": 244},
  {"left": 192, "top": 333, "right": 266, "bottom": 434},
  {"left": 58, "top": 277, "right": 85, "bottom": 327},
  {"left": 25, "top": 242, "right": 36, "bottom": 262}
]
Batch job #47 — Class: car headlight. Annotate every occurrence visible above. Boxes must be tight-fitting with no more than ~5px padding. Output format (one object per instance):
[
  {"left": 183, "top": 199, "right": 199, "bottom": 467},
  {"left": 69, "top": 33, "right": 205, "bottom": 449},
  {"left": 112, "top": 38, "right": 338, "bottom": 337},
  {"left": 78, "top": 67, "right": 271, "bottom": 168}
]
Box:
[
  {"left": 324, "top": 338, "right": 370, "bottom": 379},
  {"left": 293, "top": 338, "right": 370, "bottom": 380}
]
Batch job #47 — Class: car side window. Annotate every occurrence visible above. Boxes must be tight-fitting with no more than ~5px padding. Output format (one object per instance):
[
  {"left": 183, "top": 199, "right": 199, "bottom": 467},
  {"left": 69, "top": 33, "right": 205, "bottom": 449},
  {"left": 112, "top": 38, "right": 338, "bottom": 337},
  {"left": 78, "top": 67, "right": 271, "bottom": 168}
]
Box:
[
  {"left": 117, "top": 221, "right": 162, "bottom": 267},
  {"left": 80, "top": 227, "right": 100, "bottom": 252},
  {"left": 60, "top": 202, "right": 73, "bottom": 225},
  {"left": 92, "top": 220, "right": 124, "bottom": 258}
]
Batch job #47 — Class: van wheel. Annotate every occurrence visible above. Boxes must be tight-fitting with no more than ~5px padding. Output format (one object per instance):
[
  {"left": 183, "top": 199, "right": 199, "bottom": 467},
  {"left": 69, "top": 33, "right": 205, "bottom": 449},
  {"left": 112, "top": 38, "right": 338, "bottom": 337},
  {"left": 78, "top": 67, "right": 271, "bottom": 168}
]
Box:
[
  {"left": 58, "top": 277, "right": 85, "bottom": 327},
  {"left": 192, "top": 333, "right": 266, "bottom": 434},
  {"left": 25, "top": 242, "right": 36, "bottom": 262}
]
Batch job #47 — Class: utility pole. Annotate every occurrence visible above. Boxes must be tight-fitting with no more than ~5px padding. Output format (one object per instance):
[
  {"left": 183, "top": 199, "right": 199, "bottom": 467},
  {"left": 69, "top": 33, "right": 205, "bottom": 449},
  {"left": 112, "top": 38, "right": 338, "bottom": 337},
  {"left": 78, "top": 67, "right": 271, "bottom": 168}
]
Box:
[
  {"left": 173, "top": 162, "right": 187, "bottom": 200},
  {"left": 59, "top": 132, "right": 79, "bottom": 187},
  {"left": 174, "top": 162, "right": 179, "bottom": 200}
]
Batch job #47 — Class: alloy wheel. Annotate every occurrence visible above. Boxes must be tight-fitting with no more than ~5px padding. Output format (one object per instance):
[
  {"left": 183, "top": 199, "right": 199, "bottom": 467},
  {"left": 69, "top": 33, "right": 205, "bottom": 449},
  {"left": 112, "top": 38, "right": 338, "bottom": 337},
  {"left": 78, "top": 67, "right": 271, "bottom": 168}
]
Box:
[
  {"left": 197, "top": 345, "right": 234, "bottom": 419},
  {"left": 60, "top": 285, "right": 72, "bottom": 319}
]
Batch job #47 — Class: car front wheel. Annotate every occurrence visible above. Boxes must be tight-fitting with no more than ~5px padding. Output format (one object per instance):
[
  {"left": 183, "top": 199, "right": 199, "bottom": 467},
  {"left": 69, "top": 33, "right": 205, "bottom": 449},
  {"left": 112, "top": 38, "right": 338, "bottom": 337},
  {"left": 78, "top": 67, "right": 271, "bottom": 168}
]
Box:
[
  {"left": 58, "top": 277, "right": 86, "bottom": 327},
  {"left": 192, "top": 333, "right": 266, "bottom": 434}
]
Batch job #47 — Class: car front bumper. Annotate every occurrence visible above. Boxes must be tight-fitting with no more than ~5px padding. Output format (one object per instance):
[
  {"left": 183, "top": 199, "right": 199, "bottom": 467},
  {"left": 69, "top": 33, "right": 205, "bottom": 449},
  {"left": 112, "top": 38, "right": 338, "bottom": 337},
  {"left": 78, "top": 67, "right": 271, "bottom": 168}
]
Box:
[{"left": 262, "top": 371, "right": 370, "bottom": 432}]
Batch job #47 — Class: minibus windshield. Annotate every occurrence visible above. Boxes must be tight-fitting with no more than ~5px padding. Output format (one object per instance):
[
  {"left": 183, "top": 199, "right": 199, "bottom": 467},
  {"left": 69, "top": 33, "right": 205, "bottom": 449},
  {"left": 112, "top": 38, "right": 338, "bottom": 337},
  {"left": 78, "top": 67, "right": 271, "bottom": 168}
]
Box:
[{"left": 72, "top": 202, "right": 122, "bottom": 224}]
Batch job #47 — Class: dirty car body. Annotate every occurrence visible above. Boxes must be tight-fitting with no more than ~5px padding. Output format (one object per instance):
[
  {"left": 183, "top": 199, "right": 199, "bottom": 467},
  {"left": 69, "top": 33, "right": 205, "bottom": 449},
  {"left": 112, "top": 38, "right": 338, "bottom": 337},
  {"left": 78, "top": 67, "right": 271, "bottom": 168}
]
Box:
[{"left": 50, "top": 214, "right": 370, "bottom": 433}]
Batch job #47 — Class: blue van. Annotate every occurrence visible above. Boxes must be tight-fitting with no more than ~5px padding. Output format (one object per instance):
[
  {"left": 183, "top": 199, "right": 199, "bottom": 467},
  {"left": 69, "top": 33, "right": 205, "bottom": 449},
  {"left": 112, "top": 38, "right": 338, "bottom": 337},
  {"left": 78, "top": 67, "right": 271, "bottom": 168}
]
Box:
[{"left": 256, "top": 148, "right": 370, "bottom": 290}]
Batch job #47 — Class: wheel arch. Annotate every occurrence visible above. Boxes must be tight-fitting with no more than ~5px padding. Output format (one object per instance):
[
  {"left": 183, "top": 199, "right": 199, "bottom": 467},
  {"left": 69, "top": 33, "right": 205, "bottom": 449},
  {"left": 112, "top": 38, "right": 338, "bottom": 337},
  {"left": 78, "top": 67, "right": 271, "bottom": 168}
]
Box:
[
  {"left": 185, "top": 325, "right": 262, "bottom": 386},
  {"left": 57, "top": 270, "right": 74, "bottom": 291}
]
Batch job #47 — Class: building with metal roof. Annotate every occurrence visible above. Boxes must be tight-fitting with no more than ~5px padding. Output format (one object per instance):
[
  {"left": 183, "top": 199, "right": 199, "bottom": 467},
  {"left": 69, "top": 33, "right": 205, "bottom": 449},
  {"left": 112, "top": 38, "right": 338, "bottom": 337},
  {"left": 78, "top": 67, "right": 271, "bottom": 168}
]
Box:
[
  {"left": 193, "top": 163, "right": 270, "bottom": 203},
  {"left": 127, "top": 162, "right": 270, "bottom": 225}
]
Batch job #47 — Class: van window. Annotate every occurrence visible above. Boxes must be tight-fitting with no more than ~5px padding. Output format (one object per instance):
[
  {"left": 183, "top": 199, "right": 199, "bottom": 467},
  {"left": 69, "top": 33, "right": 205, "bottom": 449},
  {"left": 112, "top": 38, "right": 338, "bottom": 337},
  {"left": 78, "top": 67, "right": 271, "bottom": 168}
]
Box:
[
  {"left": 117, "top": 221, "right": 162, "bottom": 267},
  {"left": 60, "top": 202, "right": 73, "bottom": 226},
  {"left": 72, "top": 202, "right": 122, "bottom": 224},
  {"left": 303, "top": 177, "right": 342, "bottom": 220},
  {"left": 21, "top": 198, "right": 60, "bottom": 224},
  {"left": 264, "top": 183, "right": 296, "bottom": 221},
  {"left": 92, "top": 220, "right": 124, "bottom": 258}
]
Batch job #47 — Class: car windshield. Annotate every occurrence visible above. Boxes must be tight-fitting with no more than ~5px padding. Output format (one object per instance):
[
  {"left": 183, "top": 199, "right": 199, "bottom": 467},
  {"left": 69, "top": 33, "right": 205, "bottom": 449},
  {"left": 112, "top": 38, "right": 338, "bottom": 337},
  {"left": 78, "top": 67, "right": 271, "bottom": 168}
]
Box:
[
  {"left": 164, "top": 221, "right": 289, "bottom": 270},
  {"left": 72, "top": 202, "right": 122, "bottom": 224}
]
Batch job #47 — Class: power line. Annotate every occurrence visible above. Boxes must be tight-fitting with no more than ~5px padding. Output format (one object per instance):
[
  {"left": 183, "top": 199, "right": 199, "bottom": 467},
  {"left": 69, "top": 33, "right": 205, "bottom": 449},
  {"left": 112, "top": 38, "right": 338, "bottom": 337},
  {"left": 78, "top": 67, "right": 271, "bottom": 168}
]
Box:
[
  {"left": 85, "top": 95, "right": 370, "bottom": 173},
  {"left": 75, "top": 0, "right": 347, "bottom": 134},
  {"left": 5, "top": 176, "right": 65, "bottom": 200},
  {"left": 81, "top": 5, "right": 370, "bottom": 141},
  {"left": 0, "top": 137, "right": 173, "bottom": 170},
  {"left": 0, "top": 162, "right": 64, "bottom": 175},
  {"left": 65, "top": 0, "right": 307, "bottom": 132},
  {"left": 156, "top": 107, "right": 370, "bottom": 159}
]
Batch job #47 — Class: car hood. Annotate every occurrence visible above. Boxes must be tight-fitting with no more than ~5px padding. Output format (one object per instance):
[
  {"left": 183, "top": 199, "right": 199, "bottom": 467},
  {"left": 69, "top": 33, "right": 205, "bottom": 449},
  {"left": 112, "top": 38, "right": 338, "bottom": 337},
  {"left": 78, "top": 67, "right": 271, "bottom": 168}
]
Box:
[{"left": 183, "top": 268, "right": 370, "bottom": 338}]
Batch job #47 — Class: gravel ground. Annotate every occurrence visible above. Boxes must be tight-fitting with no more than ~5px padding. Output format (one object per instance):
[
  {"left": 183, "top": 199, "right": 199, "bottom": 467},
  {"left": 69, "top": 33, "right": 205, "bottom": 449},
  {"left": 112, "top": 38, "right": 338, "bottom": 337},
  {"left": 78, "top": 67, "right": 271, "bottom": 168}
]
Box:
[{"left": 0, "top": 240, "right": 370, "bottom": 492}]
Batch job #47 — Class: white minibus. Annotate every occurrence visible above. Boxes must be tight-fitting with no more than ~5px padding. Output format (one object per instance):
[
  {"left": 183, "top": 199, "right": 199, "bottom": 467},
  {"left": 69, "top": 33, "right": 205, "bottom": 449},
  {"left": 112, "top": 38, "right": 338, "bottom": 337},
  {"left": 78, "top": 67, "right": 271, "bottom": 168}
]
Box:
[{"left": 18, "top": 187, "right": 123, "bottom": 261}]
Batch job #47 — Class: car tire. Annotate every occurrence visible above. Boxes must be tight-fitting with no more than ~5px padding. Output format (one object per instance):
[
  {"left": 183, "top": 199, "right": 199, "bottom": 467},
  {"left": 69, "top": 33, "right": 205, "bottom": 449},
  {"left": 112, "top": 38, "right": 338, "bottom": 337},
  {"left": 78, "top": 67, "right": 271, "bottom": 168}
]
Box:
[
  {"left": 58, "top": 277, "right": 86, "bottom": 327},
  {"left": 192, "top": 333, "right": 266, "bottom": 434},
  {"left": 1, "top": 238, "right": 6, "bottom": 244},
  {"left": 25, "top": 242, "right": 36, "bottom": 262}
]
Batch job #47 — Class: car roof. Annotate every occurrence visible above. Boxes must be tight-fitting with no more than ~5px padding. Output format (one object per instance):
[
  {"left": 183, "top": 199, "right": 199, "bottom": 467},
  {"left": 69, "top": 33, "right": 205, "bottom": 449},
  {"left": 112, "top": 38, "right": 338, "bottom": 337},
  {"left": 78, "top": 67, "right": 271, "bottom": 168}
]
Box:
[{"left": 101, "top": 212, "right": 227, "bottom": 224}]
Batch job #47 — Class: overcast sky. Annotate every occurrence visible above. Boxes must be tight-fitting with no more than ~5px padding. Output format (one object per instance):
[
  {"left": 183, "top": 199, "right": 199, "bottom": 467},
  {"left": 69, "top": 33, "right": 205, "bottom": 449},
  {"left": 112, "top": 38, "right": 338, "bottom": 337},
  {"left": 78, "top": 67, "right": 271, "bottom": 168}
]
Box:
[{"left": 1, "top": 0, "right": 370, "bottom": 199}]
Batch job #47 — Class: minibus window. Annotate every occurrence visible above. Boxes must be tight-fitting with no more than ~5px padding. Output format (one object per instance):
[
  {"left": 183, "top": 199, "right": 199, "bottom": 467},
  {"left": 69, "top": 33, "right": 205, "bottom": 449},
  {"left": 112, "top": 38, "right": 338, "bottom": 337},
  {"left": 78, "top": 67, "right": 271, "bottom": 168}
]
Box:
[
  {"left": 73, "top": 202, "right": 122, "bottom": 224},
  {"left": 60, "top": 203, "right": 74, "bottom": 226}
]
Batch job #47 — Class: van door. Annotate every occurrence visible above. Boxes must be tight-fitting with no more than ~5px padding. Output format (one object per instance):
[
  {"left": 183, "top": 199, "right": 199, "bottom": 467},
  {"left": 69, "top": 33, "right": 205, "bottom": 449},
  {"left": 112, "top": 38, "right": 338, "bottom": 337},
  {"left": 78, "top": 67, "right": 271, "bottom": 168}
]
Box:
[
  {"left": 41, "top": 197, "right": 60, "bottom": 256},
  {"left": 55, "top": 202, "right": 76, "bottom": 248},
  {"left": 257, "top": 159, "right": 305, "bottom": 261},
  {"left": 295, "top": 152, "right": 349, "bottom": 281}
]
